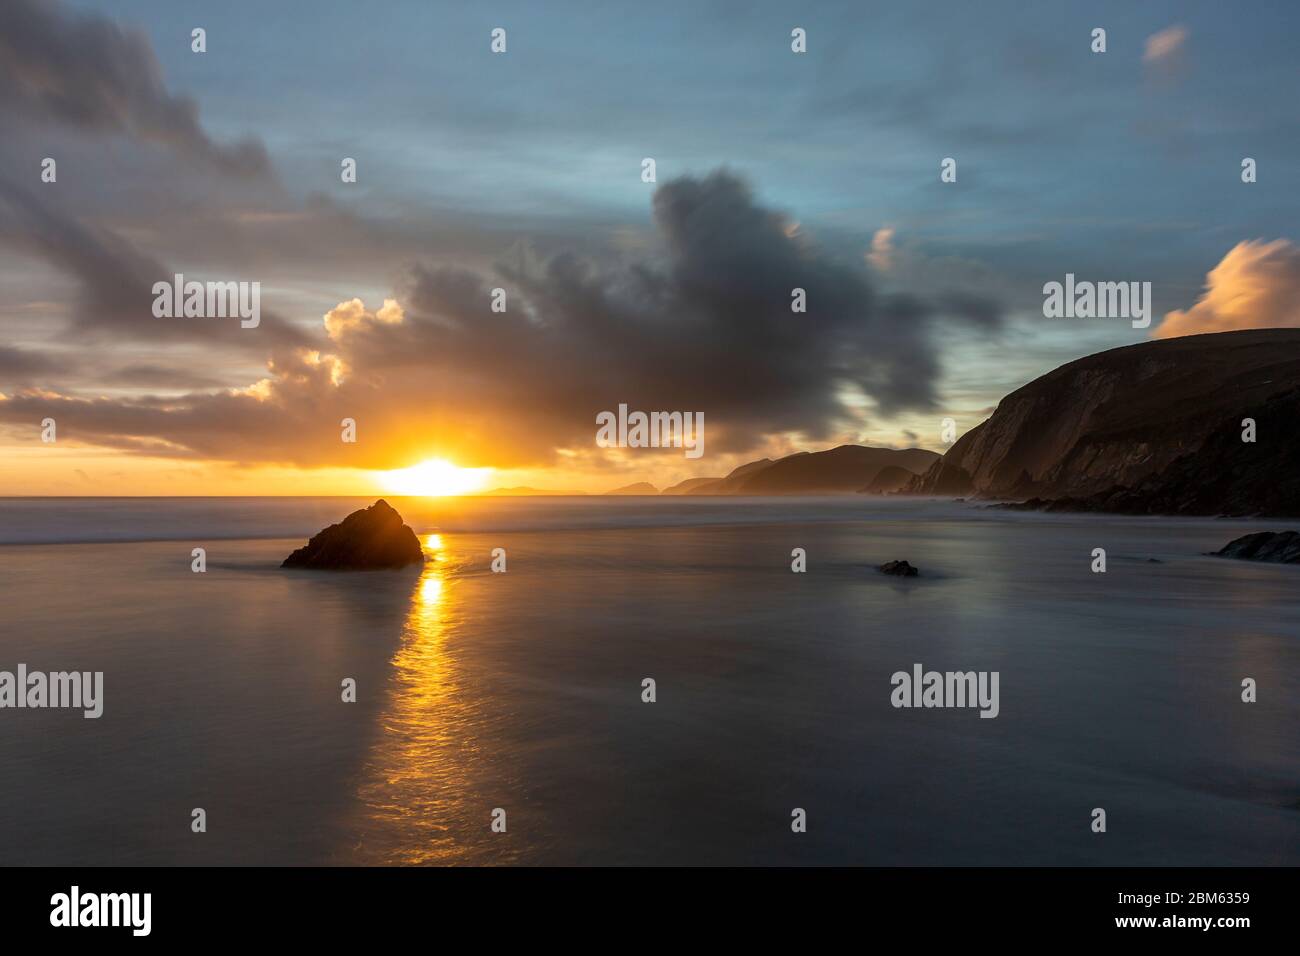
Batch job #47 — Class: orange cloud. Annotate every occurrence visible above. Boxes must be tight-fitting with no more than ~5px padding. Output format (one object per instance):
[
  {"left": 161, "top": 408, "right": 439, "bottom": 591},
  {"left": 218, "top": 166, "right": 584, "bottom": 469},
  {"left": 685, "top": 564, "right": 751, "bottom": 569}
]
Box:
[
  {"left": 323, "top": 297, "right": 404, "bottom": 341},
  {"left": 866, "top": 227, "right": 895, "bottom": 272},
  {"left": 1153, "top": 239, "right": 1300, "bottom": 339},
  {"left": 1143, "top": 25, "right": 1188, "bottom": 64}
]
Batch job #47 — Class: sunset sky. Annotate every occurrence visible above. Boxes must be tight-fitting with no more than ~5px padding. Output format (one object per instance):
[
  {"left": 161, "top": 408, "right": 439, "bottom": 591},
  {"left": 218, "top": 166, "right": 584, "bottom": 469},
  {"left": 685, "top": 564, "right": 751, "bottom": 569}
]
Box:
[{"left": 2, "top": 0, "right": 1298, "bottom": 495}]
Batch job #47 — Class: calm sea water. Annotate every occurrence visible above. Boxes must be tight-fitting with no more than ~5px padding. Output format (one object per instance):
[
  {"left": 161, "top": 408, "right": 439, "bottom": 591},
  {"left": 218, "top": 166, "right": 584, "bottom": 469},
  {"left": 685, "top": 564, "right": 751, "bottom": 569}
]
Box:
[{"left": 0, "top": 496, "right": 1296, "bottom": 865}]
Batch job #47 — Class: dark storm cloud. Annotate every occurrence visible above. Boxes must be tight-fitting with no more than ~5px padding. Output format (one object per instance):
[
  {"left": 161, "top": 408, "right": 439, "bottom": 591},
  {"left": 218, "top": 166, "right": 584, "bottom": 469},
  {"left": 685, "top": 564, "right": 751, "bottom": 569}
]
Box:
[
  {"left": 97, "top": 364, "right": 231, "bottom": 391},
  {"left": 0, "top": 171, "right": 1004, "bottom": 469},
  {"left": 0, "top": 346, "right": 61, "bottom": 380},
  {"left": 0, "top": 0, "right": 268, "bottom": 175},
  {"left": 0, "top": 345, "right": 225, "bottom": 392},
  {"left": 480, "top": 170, "right": 997, "bottom": 424},
  {"left": 0, "top": 179, "right": 308, "bottom": 352},
  {"left": 935, "top": 291, "right": 1002, "bottom": 328}
]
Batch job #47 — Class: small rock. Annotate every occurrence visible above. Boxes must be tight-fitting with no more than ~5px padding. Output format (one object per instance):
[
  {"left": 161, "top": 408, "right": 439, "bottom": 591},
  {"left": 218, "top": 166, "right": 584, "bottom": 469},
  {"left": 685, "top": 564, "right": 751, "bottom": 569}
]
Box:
[
  {"left": 879, "top": 560, "right": 919, "bottom": 577},
  {"left": 282, "top": 499, "right": 424, "bottom": 570},
  {"left": 1210, "top": 531, "right": 1300, "bottom": 564}
]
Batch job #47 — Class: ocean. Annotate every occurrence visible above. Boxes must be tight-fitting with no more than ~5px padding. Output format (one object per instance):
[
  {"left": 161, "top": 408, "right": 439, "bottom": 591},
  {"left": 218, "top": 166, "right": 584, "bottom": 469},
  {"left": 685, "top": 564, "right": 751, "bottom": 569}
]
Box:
[{"left": 0, "top": 496, "right": 1296, "bottom": 865}]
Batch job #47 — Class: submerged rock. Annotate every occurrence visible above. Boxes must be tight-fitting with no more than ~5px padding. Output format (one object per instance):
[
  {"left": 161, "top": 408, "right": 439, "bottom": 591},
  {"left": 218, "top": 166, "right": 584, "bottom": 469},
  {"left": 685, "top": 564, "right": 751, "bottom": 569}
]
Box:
[
  {"left": 879, "top": 560, "right": 919, "bottom": 577},
  {"left": 1211, "top": 531, "right": 1300, "bottom": 564},
  {"left": 282, "top": 499, "right": 424, "bottom": 570}
]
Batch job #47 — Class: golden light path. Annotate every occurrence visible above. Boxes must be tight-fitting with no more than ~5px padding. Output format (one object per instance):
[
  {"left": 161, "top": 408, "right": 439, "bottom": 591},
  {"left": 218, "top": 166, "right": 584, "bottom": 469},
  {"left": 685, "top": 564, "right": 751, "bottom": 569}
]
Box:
[{"left": 353, "top": 535, "right": 516, "bottom": 864}]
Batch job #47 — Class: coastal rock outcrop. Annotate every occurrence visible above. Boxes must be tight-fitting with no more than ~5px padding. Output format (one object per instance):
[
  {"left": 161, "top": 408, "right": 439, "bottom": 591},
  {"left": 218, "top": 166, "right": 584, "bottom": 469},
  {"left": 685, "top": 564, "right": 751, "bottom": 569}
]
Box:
[
  {"left": 281, "top": 499, "right": 424, "bottom": 570},
  {"left": 660, "top": 476, "right": 724, "bottom": 495},
  {"left": 879, "top": 560, "right": 919, "bottom": 577},
  {"left": 603, "top": 482, "right": 659, "bottom": 495},
  {"left": 1211, "top": 531, "right": 1300, "bottom": 564},
  {"left": 859, "top": 465, "right": 915, "bottom": 494},
  {"left": 907, "top": 329, "right": 1300, "bottom": 517},
  {"left": 685, "top": 445, "right": 939, "bottom": 495},
  {"left": 1000, "top": 385, "right": 1300, "bottom": 517}
]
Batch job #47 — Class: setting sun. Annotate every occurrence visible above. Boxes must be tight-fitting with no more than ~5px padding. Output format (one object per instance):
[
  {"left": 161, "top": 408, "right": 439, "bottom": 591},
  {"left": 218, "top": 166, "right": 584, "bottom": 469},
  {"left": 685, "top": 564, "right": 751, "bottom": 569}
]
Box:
[{"left": 379, "top": 459, "right": 492, "bottom": 497}]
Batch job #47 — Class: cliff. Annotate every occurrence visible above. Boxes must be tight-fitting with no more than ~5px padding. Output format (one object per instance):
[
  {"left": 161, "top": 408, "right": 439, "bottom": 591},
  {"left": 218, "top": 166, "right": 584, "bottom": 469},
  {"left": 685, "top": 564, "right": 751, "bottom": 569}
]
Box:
[{"left": 906, "top": 329, "right": 1300, "bottom": 515}]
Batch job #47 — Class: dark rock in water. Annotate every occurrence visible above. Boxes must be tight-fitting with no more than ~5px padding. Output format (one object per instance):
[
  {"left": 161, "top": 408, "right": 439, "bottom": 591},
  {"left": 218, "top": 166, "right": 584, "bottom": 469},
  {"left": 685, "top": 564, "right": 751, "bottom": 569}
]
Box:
[
  {"left": 1211, "top": 531, "right": 1300, "bottom": 564},
  {"left": 879, "top": 560, "right": 919, "bottom": 577},
  {"left": 282, "top": 499, "right": 424, "bottom": 570}
]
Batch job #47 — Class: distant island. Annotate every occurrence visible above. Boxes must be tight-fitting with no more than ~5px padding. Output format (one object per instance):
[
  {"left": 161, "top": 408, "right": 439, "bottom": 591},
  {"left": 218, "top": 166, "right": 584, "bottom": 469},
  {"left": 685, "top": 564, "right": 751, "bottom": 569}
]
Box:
[{"left": 480, "top": 486, "right": 590, "bottom": 496}]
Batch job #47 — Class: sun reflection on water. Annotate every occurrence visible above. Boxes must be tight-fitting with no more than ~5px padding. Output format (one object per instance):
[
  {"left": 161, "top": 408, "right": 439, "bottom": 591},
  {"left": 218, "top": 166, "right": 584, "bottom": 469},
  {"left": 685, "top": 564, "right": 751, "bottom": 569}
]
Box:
[
  {"left": 353, "top": 538, "right": 512, "bottom": 864},
  {"left": 419, "top": 573, "right": 443, "bottom": 605}
]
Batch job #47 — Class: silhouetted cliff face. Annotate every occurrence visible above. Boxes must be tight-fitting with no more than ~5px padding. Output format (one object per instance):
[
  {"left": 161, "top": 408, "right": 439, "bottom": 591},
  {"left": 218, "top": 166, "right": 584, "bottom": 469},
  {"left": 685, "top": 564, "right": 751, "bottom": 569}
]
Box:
[
  {"left": 684, "top": 457, "right": 774, "bottom": 494},
  {"left": 686, "top": 445, "right": 938, "bottom": 495},
  {"left": 907, "top": 330, "right": 1300, "bottom": 510},
  {"left": 660, "top": 476, "right": 723, "bottom": 495},
  {"left": 859, "top": 464, "right": 915, "bottom": 494},
  {"left": 603, "top": 482, "right": 659, "bottom": 495},
  {"left": 282, "top": 499, "right": 424, "bottom": 570},
  {"left": 1004, "top": 387, "right": 1300, "bottom": 517}
]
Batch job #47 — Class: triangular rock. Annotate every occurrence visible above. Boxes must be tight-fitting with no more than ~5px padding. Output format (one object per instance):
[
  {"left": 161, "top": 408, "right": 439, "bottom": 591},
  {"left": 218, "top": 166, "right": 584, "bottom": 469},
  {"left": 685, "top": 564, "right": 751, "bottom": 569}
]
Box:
[{"left": 282, "top": 499, "right": 424, "bottom": 570}]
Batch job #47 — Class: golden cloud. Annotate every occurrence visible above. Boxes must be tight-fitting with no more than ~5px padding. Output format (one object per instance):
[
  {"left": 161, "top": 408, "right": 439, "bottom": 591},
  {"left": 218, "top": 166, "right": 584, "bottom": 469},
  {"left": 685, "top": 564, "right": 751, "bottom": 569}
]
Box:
[
  {"left": 1143, "top": 25, "right": 1188, "bottom": 63},
  {"left": 323, "top": 297, "right": 404, "bottom": 341},
  {"left": 1153, "top": 239, "right": 1300, "bottom": 339}
]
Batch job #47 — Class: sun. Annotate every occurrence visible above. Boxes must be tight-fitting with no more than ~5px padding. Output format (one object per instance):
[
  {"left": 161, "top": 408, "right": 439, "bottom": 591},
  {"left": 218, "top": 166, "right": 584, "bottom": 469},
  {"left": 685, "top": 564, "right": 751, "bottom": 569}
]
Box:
[{"left": 379, "top": 459, "right": 492, "bottom": 497}]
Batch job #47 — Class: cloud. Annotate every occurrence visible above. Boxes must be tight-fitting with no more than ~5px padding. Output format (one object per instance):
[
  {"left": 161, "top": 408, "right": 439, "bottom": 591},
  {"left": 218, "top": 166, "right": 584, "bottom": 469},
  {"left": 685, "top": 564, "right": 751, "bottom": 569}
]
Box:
[
  {"left": 0, "top": 346, "right": 61, "bottom": 381},
  {"left": 0, "top": 180, "right": 308, "bottom": 353},
  {"left": 867, "top": 227, "right": 895, "bottom": 272},
  {"left": 0, "top": 0, "right": 268, "bottom": 175},
  {"left": 1143, "top": 25, "right": 1188, "bottom": 72},
  {"left": 324, "top": 298, "right": 405, "bottom": 342},
  {"left": 0, "top": 170, "right": 1003, "bottom": 470},
  {"left": 98, "top": 365, "right": 231, "bottom": 391},
  {"left": 1153, "top": 239, "right": 1300, "bottom": 339}
]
